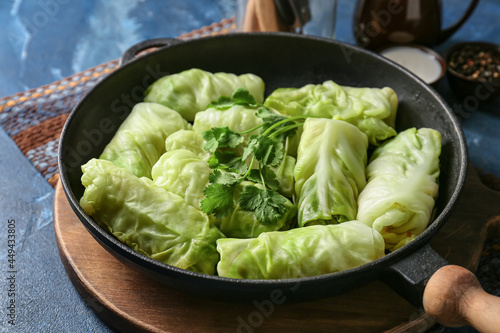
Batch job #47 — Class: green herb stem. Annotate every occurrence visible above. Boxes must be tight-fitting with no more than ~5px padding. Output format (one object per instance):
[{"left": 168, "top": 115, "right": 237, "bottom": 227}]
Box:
[
  {"left": 276, "top": 136, "right": 289, "bottom": 178},
  {"left": 241, "top": 155, "right": 256, "bottom": 179},
  {"left": 268, "top": 123, "right": 304, "bottom": 139},
  {"left": 259, "top": 164, "right": 267, "bottom": 189},
  {"left": 261, "top": 114, "right": 313, "bottom": 136},
  {"left": 238, "top": 123, "right": 265, "bottom": 135}
]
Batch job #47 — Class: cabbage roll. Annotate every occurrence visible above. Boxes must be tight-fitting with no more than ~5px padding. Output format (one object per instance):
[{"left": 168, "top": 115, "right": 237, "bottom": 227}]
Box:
[
  {"left": 264, "top": 80, "right": 398, "bottom": 145},
  {"left": 193, "top": 105, "right": 297, "bottom": 197},
  {"left": 217, "top": 220, "right": 385, "bottom": 279},
  {"left": 212, "top": 181, "right": 297, "bottom": 239},
  {"left": 356, "top": 127, "right": 441, "bottom": 251},
  {"left": 144, "top": 68, "right": 265, "bottom": 121},
  {"left": 216, "top": 238, "right": 252, "bottom": 278},
  {"left": 151, "top": 149, "right": 211, "bottom": 210},
  {"left": 192, "top": 104, "right": 263, "bottom": 143},
  {"left": 99, "top": 102, "right": 189, "bottom": 178},
  {"left": 80, "top": 158, "right": 225, "bottom": 275},
  {"left": 164, "top": 130, "right": 210, "bottom": 160},
  {"left": 294, "top": 118, "right": 368, "bottom": 227},
  {"left": 151, "top": 149, "right": 296, "bottom": 238}
]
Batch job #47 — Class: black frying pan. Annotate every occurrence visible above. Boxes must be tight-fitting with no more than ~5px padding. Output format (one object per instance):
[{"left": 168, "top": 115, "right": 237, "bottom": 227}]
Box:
[{"left": 58, "top": 33, "right": 467, "bottom": 307}]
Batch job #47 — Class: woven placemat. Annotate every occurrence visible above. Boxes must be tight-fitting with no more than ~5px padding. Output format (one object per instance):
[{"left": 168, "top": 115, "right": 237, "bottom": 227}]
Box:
[{"left": 0, "top": 17, "right": 235, "bottom": 187}]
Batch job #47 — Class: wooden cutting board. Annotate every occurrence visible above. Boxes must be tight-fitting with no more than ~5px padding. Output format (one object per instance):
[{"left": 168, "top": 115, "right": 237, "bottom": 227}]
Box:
[{"left": 53, "top": 165, "right": 500, "bottom": 333}]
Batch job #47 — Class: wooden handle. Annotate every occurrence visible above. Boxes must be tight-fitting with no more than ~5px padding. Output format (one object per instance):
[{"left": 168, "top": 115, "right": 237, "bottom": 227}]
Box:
[
  {"left": 423, "top": 265, "right": 500, "bottom": 333},
  {"left": 243, "top": 0, "right": 292, "bottom": 32}
]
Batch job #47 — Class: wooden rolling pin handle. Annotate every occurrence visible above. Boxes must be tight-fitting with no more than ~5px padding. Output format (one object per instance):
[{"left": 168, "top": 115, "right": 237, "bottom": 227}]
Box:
[{"left": 423, "top": 265, "right": 500, "bottom": 333}]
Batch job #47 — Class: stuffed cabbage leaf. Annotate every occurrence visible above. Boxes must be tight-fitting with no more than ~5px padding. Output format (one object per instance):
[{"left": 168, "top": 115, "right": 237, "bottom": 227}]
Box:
[
  {"left": 294, "top": 118, "right": 368, "bottom": 227},
  {"left": 192, "top": 104, "right": 263, "bottom": 143},
  {"left": 356, "top": 127, "right": 441, "bottom": 251},
  {"left": 164, "top": 130, "right": 210, "bottom": 160},
  {"left": 193, "top": 104, "right": 297, "bottom": 197},
  {"left": 144, "top": 68, "right": 265, "bottom": 121},
  {"left": 217, "top": 220, "right": 385, "bottom": 279},
  {"left": 99, "top": 102, "right": 189, "bottom": 178},
  {"left": 151, "top": 149, "right": 211, "bottom": 210},
  {"left": 151, "top": 148, "right": 296, "bottom": 238},
  {"left": 212, "top": 181, "right": 297, "bottom": 239},
  {"left": 264, "top": 80, "right": 398, "bottom": 145},
  {"left": 79, "top": 158, "right": 225, "bottom": 275}
]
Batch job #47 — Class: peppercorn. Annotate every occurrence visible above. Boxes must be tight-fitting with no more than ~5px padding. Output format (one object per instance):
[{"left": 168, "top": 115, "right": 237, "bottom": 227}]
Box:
[{"left": 448, "top": 44, "right": 500, "bottom": 82}]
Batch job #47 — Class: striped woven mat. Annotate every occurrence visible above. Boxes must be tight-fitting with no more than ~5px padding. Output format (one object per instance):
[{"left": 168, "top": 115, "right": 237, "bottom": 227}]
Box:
[{"left": 0, "top": 17, "right": 235, "bottom": 188}]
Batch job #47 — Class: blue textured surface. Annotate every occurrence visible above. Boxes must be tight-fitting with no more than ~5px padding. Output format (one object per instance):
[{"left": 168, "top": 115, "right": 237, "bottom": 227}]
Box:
[
  {"left": 0, "top": 1, "right": 499, "bottom": 332},
  {"left": 0, "top": 128, "right": 114, "bottom": 333},
  {"left": 0, "top": 0, "right": 235, "bottom": 97}
]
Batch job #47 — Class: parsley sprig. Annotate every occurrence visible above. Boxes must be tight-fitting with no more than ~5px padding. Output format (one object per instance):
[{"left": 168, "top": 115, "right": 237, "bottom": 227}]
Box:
[
  {"left": 207, "top": 87, "right": 259, "bottom": 110},
  {"left": 199, "top": 89, "right": 311, "bottom": 225}
]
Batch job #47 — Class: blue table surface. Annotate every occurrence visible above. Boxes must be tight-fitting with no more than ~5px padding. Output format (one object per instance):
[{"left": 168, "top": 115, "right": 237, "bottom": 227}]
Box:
[{"left": 0, "top": 1, "right": 498, "bottom": 332}]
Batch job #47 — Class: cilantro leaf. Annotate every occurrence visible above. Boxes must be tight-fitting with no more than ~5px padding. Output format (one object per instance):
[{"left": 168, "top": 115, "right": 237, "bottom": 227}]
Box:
[
  {"left": 232, "top": 87, "right": 257, "bottom": 106},
  {"left": 227, "top": 158, "right": 248, "bottom": 175},
  {"left": 256, "top": 107, "right": 298, "bottom": 139},
  {"left": 239, "top": 186, "right": 287, "bottom": 224},
  {"left": 242, "top": 135, "right": 257, "bottom": 161},
  {"left": 202, "top": 127, "right": 244, "bottom": 153},
  {"left": 207, "top": 150, "right": 236, "bottom": 168},
  {"left": 246, "top": 169, "right": 261, "bottom": 184},
  {"left": 207, "top": 88, "right": 259, "bottom": 110},
  {"left": 253, "top": 136, "right": 275, "bottom": 164},
  {"left": 200, "top": 102, "right": 311, "bottom": 224},
  {"left": 208, "top": 170, "right": 240, "bottom": 186},
  {"left": 238, "top": 185, "right": 263, "bottom": 210},
  {"left": 246, "top": 166, "right": 280, "bottom": 190},
  {"left": 256, "top": 107, "right": 287, "bottom": 125},
  {"left": 207, "top": 95, "right": 234, "bottom": 110},
  {"left": 208, "top": 151, "right": 247, "bottom": 174},
  {"left": 200, "top": 183, "right": 236, "bottom": 218},
  {"left": 269, "top": 140, "right": 284, "bottom": 167},
  {"left": 244, "top": 135, "right": 283, "bottom": 166}
]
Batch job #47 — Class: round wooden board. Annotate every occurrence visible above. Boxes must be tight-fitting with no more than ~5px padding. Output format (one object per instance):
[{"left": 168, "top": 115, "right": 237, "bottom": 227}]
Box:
[{"left": 53, "top": 166, "right": 500, "bottom": 333}]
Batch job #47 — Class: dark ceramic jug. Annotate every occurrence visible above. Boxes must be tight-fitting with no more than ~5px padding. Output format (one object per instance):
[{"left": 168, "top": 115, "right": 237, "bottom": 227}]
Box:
[{"left": 353, "top": 0, "right": 479, "bottom": 50}]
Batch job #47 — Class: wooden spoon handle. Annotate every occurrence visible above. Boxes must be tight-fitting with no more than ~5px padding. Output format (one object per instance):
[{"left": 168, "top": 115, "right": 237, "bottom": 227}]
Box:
[
  {"left": 423, "top": 265, "right": 500, "bottom": 333},
  {"left": 243, "top": 0, "right": 292, "bottom": 32}
]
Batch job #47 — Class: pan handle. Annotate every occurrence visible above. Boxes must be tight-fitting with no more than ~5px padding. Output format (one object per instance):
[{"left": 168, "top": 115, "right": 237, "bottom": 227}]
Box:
[
  {"left": 382, "top": 243, "right": 500, "bottom": 332},
  {"left": 380, "top": 243, "right": 447, "bottom": 308},
  {"left": 423, "top": 265, "right": 500, "bottom": 332},
  {"left": 120, "top": 38, "right": 181, "bottom": 66}
]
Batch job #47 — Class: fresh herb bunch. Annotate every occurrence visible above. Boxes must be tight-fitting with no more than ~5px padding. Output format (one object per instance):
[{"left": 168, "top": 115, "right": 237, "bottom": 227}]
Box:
[{"left": 200, "top": 88, "right": 310, "bottom": 225}]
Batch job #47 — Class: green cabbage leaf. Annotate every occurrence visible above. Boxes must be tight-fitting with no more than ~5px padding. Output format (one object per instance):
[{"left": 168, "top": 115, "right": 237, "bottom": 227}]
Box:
[
  {"left": 151, "top": 149, "right": 211, "bottom": 210},
  {"left": 217, "top": 220, "right": 385, "bottom": 279},
  {"left": 294, "top": 118, "right": 368, "bottom": 226},
  {"left": 164, "top": 130, "right": 210, "bottom": 160},
  {"left": 80, "top": 158, "right": 225, "bottom": 275},
  {"left": 144, "top": 68, "right": 265, "bottom": 121},
  {"left": 193, "top": 104, "right": 263, "bottom": 143},
  {"left": 356, "top": 127, "right": 441, "bottom": 250},
  {"left": 99, "top": 102, "right": 189, "bottom": 178},
  {"left": 264, "top": 80, "right": 398, "bottom": 145}
]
